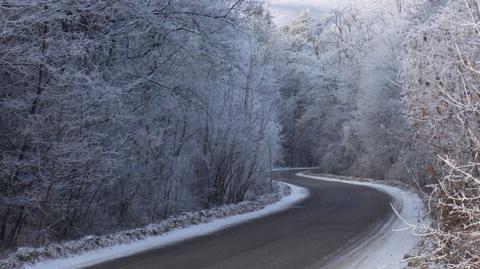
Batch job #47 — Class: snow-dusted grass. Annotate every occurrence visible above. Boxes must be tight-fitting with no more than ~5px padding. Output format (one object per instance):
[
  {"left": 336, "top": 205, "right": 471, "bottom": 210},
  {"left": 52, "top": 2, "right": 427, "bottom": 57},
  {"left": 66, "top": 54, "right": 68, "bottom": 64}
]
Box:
[
  {"left": 2, "top": 182, "right": 308, "bottom": 269},
  {"left": 299, "top": 173, "right": 425, "bottom": 269}
]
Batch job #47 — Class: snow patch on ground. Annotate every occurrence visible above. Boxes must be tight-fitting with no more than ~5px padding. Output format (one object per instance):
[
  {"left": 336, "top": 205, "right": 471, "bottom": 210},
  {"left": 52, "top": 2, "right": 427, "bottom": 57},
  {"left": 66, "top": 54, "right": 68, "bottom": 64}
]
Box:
[
  {"left": 298, "top": 173, "right": 425, "bottom": 269},
  {"left": 272, "top": 167, "right": 317, "bottom": 171},
  {"left": 4, "top": 182, "right": 308, "bottom": 269}
]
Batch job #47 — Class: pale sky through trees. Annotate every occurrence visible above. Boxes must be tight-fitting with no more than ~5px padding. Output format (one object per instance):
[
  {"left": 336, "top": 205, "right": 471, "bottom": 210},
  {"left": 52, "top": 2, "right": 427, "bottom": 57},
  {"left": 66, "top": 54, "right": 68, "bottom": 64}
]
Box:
[
  {"left": 268, "top": 0, "right": 367, "bottom": 25},
  {"left": 267, "top": 0, "right": 332, "bottom": 25}
]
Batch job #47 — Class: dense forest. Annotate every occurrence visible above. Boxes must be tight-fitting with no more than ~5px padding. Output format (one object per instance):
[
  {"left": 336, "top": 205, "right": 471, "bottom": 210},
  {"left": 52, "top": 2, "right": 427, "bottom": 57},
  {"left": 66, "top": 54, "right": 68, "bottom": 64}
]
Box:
[{"left": 1, "top": 0, "right": 480, "bottom": 267}]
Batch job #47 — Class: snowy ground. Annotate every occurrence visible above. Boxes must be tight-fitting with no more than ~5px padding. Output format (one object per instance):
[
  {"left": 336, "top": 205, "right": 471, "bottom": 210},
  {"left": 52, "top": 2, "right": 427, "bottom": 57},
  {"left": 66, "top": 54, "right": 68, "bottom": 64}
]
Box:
[
  {"left": 16, "top": 183, "right": 308, "bottom": 269},
  {"left": 299, "top": 173, "right": 425, "bottom": 269},
  {"left": 272, "top": 167, "right": 317, "bottom": 171}
]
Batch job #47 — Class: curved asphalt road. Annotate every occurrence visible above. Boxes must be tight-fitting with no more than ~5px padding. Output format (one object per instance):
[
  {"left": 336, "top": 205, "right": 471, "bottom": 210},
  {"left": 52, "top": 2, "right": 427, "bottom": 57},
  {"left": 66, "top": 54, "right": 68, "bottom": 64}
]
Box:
[{"left": 87, "top": 171, "right": 393, "bottom": 269}]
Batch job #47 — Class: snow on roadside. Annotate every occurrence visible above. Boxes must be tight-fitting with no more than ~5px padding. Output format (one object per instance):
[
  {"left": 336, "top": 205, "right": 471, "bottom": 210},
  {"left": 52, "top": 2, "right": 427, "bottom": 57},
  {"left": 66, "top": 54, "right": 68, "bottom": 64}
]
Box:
[
  {"left": 2, "top": 182, "right": 308, "bottom": 269},
  {"left": 272, "top": 167, "right": 317, "bottom": 171},
  {"left": 298, "top": 173, "right": 425, "bottom": 269}
]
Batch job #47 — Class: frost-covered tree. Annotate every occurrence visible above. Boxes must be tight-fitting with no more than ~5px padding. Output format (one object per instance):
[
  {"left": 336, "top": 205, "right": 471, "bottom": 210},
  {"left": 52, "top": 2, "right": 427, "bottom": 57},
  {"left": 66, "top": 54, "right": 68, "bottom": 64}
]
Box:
[
  {"left": 340, "top": 0, "right": 416, "bottom": 180},
  {"left": 276, "top": 0, "right": 431, "bottom": 182},
  {"left": 0, "top": 0, "right": 283, "bottom": 249},
  {"left": 277, "top": 9, "right": 366, "bottom": 168}
]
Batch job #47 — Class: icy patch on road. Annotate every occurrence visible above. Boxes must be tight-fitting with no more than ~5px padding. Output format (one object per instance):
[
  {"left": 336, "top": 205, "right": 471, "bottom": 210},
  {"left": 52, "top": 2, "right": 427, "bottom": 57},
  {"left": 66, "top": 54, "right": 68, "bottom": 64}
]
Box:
[
  {"left": 298, "top": 173, "right": 425, "bottom": 269},
  {"left": 16, "top": 183, "right": 308, "bottom": 269}
]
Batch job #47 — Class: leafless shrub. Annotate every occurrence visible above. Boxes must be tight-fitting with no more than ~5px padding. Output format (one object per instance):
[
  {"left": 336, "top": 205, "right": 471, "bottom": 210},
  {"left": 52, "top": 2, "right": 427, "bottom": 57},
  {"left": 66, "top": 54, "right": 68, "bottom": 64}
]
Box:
[{"left": 403, "top": 0, "right": 480, "bottom": 267}]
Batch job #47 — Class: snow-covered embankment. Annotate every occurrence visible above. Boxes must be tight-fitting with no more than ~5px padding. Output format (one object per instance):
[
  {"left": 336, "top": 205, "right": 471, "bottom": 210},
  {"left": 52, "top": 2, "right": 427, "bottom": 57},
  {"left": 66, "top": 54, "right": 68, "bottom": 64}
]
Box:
[{"left": 2, "top": 182, "right": 308, "bottom": 269}]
